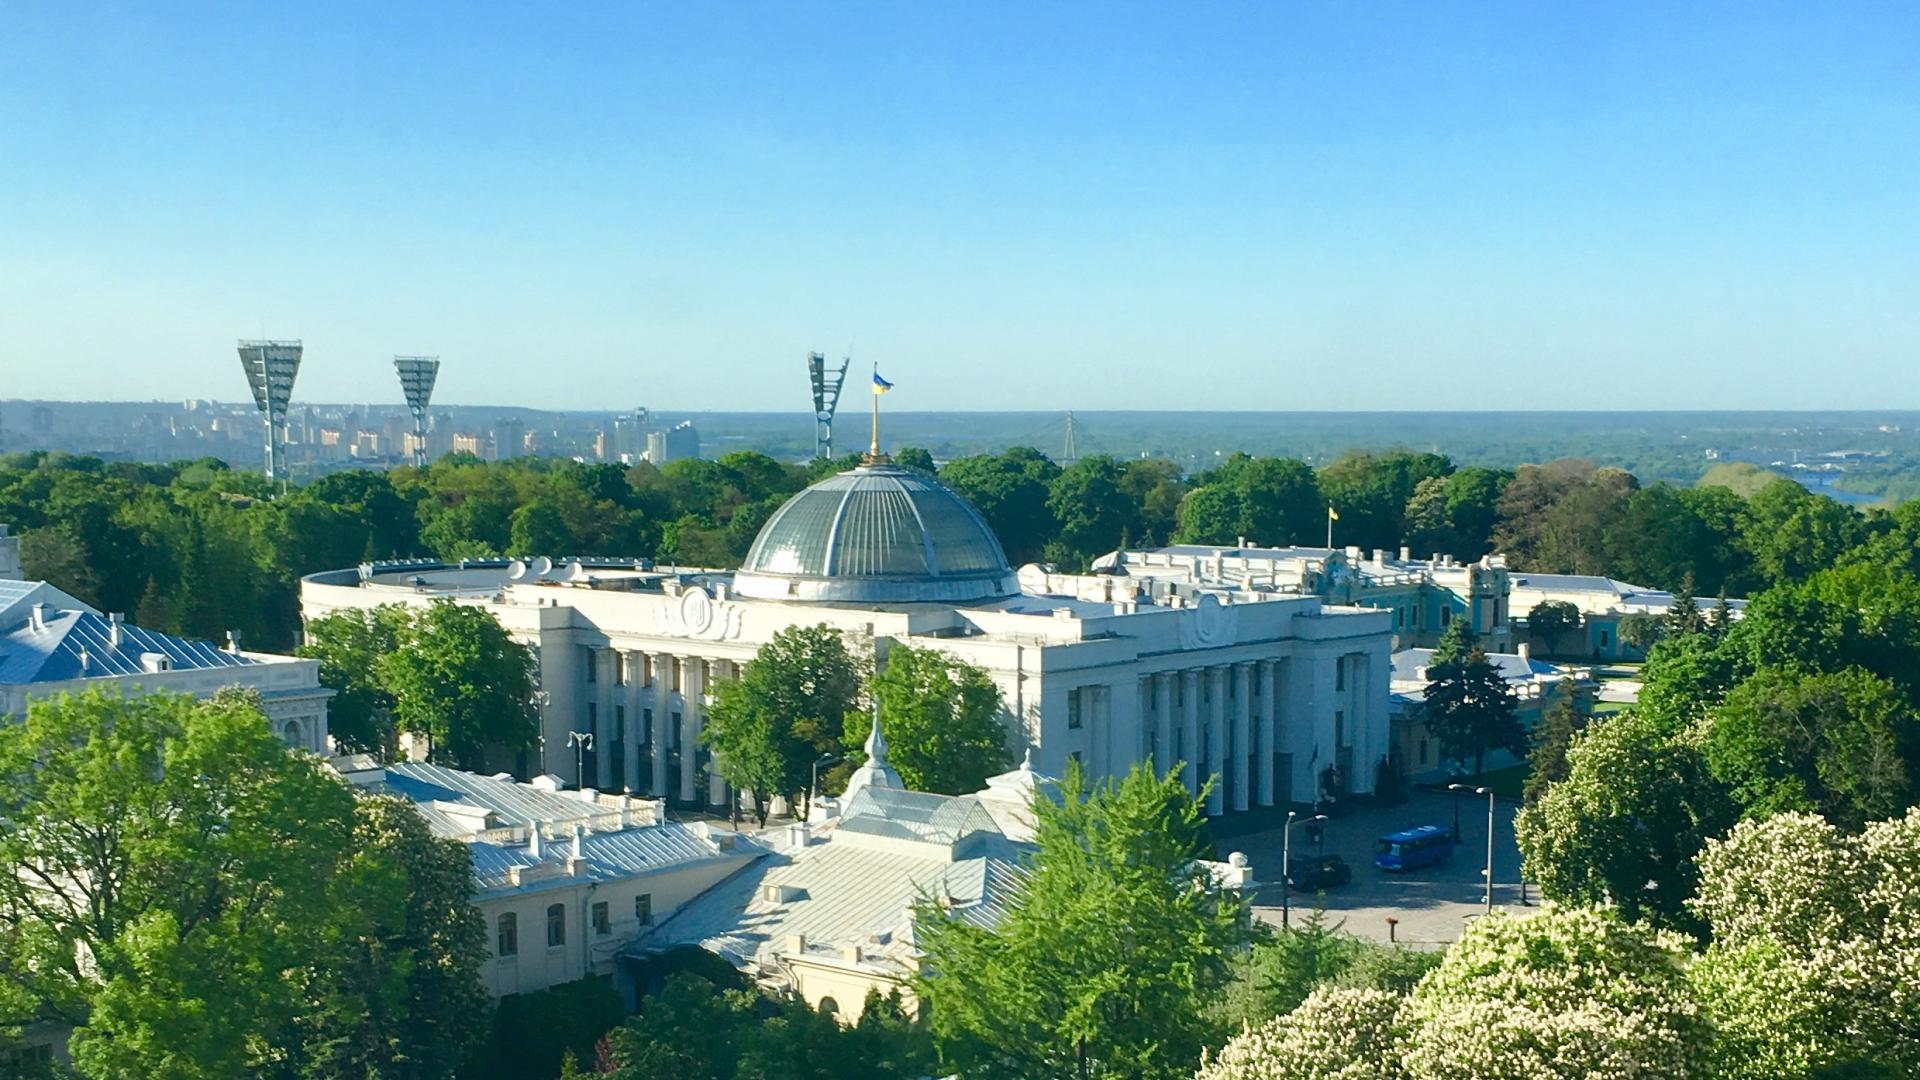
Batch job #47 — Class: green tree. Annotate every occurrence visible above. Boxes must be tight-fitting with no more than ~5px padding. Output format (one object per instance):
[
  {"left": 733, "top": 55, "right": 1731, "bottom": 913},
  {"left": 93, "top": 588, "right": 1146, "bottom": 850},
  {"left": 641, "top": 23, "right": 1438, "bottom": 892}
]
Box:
[
  {"left": 1703, "top": 666, "right": 1915, "bottom": 830},
  {"left": 1689, "top": 811, "right": 1920, "bottom": 1077},
  {"left": 939, "top": 448, "right": 1061, "bottom": 566},
  {"left": 0, "top": 691, "right": 359, "bottom": 1078},
  {"left": 298, "top": 605, "right": 410, "bottom": 755},
  {"left": 849, "top": 644, "right": 1011, "bottom": 795},
  {"left": 378, "top": 600, "right": 538, "bottom": 770},
  {"left": 1175, "top": 455, "right": 1322, "bottom": 548},
  {"left": 1316, "top": 450, "right": 1452, "bottom": 554},
  {"left": 1522, "top": 692, "right": 1585, "bottom": 806},
  {"left": 286, "top": 796, "right": 489, "bottom": 1080},
  {"left": 1397, "top": 907, "right": 1708, "bottom": 1080},
  {"left": 1197, "top": 986, "right": 1403, "bottom": 1080},
  {"left": 703, "top": 624, "right": 863, "bottom": 823},
  {"left": 1665, "top": 572, "right": 1705, "bottom": 636},
  {"left": 1616, "top": 612, "right": 1665, "bottom": 654},
  {"left": 1421, "top": 646, "right": 1524, "bottom": 777},
  {"left": 913, "top": 763, "right": 1259, "bottom": 1079},
  {"left": 1515, "top": 712, "right": 1734, "bottom": 931},
  {"left": 1047, "top": 455, "right": 1135, "bottom": 568},
  {"left": 508, "top": 499, "right": 576, "bottom": 557},
  {"left": 1525, "top": 600, "right": 1581, "bottom": 655},
  {"left": 1739, "top": 478, "right": 1865, "bottom": 586},
  {"left": 1429, "top": 616, "right": 1475, "bottom": 666}
]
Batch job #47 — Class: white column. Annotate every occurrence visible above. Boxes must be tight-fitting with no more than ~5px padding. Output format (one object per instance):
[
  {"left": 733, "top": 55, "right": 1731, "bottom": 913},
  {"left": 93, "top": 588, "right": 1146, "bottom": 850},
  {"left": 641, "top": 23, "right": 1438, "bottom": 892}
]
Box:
[
  {"left": 1153, "top": 673, "right": 1174, "bottom": 778},
  {"left": 1231, "top": 662, "right": 1252, "bottom": 813},
  {"left": 705, "top": 660, "right": 728, "bottom": 808},
  {"left": 1257, "top": 660, "right": 1277, "bottom": 806},
  {"left": 1179, "top": 670, "right": 1200, "bottom": 792},
  {"left": 1205, "top": 666, "right": 1226, "bottom": 816},
  {"left": 623, "top": 652, "right": 643, "bottom": 794},
  {"left": 680, "top": 657, "right": 704, "bottom": 803},
  {"left": 651, "top": 653, "right": 673, "bottom": 798},
  {"left": 595, "top": 648, "right": 615, "bottom": 791}
]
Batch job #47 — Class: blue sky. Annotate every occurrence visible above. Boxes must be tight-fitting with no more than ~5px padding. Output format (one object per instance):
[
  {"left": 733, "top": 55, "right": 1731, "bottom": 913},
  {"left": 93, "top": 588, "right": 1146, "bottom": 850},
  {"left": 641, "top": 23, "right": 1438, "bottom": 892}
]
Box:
[{"left": 3, "top": 3, "right": 1917, "bottom": 411}]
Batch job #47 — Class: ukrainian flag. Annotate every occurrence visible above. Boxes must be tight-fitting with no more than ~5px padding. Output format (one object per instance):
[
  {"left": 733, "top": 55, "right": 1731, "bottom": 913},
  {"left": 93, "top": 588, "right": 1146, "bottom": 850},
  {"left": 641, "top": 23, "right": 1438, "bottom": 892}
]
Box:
[
  {"left": 1328, "top": 505, "right": 1339, "bottom": 521},
  {"left": 872, "top": 372, "right": 894, "bottom": 394}
]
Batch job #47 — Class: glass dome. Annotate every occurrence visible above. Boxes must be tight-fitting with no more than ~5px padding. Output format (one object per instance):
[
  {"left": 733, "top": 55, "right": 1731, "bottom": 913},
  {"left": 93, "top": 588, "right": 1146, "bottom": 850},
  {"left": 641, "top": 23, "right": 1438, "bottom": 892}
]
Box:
[{"left": 733, "top": 463, "right": 1018, "bottom": 604}]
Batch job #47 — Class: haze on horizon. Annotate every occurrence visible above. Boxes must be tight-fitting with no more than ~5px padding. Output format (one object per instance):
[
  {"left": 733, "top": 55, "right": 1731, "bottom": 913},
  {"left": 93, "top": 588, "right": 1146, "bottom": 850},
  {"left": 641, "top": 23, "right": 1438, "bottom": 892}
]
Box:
[{"left": 3, "top": 3, "right": 1917, "bottom": 412}]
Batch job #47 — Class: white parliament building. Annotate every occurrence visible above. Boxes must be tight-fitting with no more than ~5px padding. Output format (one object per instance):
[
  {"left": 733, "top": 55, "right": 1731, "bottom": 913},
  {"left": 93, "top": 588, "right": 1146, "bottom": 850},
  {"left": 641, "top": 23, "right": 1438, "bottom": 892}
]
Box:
[{"left": 299, "top": 460, "right": 1394, "bottom": 817}]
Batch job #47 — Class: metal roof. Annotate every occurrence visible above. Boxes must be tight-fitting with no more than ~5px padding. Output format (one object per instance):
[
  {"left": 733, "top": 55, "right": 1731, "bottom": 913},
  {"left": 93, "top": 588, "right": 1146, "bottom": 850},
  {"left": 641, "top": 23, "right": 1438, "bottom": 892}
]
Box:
[
  {"left": 0, "top": 605, "right": 260, "bottom": 685},
  {"left": 636, "top": 830, "right": 1029, "bottom": 972}
]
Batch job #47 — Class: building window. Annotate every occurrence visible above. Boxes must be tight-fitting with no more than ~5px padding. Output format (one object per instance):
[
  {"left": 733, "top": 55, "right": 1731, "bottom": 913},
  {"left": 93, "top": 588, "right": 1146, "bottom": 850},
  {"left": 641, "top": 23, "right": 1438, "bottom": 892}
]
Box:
[
  {"left": 641, "top": 656, "right": 653, "bottom": 687},
  {"left": 1599, "top": 629, "right": 1611, "bottom": 648},
  {"left": 615, "top": 655, "right": 627, "bottom": 686},
  {"left": 1442, "top": 607, "right": 1453, "bottom": 625},
  {"left": 615, "top": 704, "right": 626, "bottom": 741},
  {"left": 592, "top": 901, "right": 611, "bottom": 936},
  {"left": 671, "top": 661, "right": 682, "bottom": 693},
  {"left": 1335, "top": 710, "right": 1347, "bottom": 749},
  {"left": 1067, "top": 688, "right": 1083, "bottom": 729},
  {"left": 1069, "top": 750, "right": 1082, "bottom": 765},
  {"left": 1335, "top": 658, "right": 1346, "bottom": 692},
  {"left": 587, "top": 702, "right": 598, "bottom": 735},
  {"left": 585, "top": 648, "right": 597, "bottom": 683},
  {"left": 643, "top": 708, "right": 654, "bottom": 746},
  {"left": 497, "top": 912, "right": 518, "bottom": 957},
  {"left": 1419, "top": 738, "right": 1430, "bottom": 766},
  {"left": 547, "top": 903, "right": 566, "bottom": 948},
  {"left": 635, "top": 894, "right": 652, "bottom": 926}
]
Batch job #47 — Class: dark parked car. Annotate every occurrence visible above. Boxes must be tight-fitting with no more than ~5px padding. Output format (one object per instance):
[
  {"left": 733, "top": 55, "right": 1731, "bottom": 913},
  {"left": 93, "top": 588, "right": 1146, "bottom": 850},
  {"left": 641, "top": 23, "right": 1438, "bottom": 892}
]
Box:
[{"left": 1285, "top": 853, "right": 1353, "bottom": 891}]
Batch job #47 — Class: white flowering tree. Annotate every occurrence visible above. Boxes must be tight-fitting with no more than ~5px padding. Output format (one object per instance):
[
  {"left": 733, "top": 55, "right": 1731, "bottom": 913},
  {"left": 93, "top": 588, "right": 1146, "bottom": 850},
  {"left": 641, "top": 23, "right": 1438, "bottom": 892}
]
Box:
[
  {"left": 1196, "top": 987, "right": 1404, "bottom": 1080},
  {"left": 1688, "top": 810, "right": 1920, "bottom": 1076},
  {"left": 1396, "top": 907, "right": 1706, "bottom": 1080}
]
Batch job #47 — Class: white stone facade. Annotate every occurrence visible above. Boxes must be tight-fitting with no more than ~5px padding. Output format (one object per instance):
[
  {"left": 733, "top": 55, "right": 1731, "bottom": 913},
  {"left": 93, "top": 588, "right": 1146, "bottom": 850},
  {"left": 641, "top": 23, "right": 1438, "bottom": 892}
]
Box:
[{"left": 300, "top": 555, "right": 1393, "bottom": 815}]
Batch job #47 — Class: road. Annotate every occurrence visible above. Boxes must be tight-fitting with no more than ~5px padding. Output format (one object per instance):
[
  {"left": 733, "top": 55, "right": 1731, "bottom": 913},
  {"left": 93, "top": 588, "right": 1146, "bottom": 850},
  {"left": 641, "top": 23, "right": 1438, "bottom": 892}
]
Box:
[{"left": 1220, "top": 789, "right": 1532, "bottom": 946}]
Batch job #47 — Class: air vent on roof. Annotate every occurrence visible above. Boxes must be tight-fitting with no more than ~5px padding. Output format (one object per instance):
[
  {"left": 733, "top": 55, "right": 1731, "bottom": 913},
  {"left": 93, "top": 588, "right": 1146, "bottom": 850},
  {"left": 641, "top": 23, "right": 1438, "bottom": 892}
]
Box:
[{"left": 140, "top": 653, "right": 171, "bottom": 673}]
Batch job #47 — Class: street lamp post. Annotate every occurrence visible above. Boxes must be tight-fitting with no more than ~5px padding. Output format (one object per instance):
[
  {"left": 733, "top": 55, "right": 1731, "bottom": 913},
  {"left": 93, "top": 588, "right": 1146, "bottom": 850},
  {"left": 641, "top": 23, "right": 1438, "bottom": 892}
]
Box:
[
  {"left": 1450, "top": 775, "right": 1464, "bottom": 843},
  {"left": 810, "top": 754, "right": 841, "bottom": 818},
  {"left": 1281, "top": 811, "right": 1328, "bottom": 929},
  {"left": 529, "top": 691, "right": 550, "bottom": 774},
  {"left": 1450, "top": 783, "right": 1495, "bottom": 915},
  {"left": 568, "top": 731, "right": 594, "bottom": 790}
]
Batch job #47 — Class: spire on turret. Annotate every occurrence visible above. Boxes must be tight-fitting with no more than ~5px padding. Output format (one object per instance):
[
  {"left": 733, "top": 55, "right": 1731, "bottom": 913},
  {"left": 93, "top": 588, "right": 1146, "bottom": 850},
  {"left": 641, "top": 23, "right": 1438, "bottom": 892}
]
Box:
[{"left": 843, "top": 699, "right": 903, "bottom": 799}]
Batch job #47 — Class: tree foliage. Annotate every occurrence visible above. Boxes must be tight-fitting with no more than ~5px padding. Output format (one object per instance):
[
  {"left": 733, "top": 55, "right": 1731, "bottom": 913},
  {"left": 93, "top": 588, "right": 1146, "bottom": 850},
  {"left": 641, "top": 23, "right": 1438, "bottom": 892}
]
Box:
[
  {"left": 376, "top": 599, "right": 538, "bottom": 770},
  {"left": 914, "top": 763, "right": 1259, "bottom": 1079},
  {"left": 849, "top": 644, "right": 1011, "bottom": 795},
  {"left": 0, "top": 691, "right": 486, "bottom": 1080},
  {"left": 702, "top": 624, "right": 863, "bottom": 823},
  {"left": 1420, "top": 646, "right": 1524, "bottom": 777}
]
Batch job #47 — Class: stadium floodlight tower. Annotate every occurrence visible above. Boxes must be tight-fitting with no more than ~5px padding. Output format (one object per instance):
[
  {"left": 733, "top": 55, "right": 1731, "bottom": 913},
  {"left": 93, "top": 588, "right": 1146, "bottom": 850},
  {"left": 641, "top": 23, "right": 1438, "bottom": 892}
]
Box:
[
  {"left": 236, "top": 339, "right": 303, "bottom": 481},
  {"left": 393, "top": 356, "right": 442, "bottom": 467},
  {"left": 807, "top": 351, "right": 850, "bottom": 459}
]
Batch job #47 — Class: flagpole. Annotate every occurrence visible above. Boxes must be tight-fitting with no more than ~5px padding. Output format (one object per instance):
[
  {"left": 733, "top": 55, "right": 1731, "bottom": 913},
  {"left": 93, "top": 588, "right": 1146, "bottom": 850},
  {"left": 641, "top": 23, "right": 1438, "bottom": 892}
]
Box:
[
  {"left": 869, "top": 362, "right": 880, "bottom": 459},
  {"left": 1326, "top": 507, "right": 1333, "bottom": 549}
]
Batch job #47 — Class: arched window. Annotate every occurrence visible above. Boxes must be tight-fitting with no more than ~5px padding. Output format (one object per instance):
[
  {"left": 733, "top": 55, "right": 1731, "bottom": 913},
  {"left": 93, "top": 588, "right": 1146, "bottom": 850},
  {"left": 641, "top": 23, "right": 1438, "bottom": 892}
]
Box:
[
  {"left": 547, "top": 903, "right": 566, "bottom": 947},
  {"left": 281, "top": 719, "right": 304, "bottom": 748},
  {"left": 818, "top": 996, "right": 839, "bottom": 1016},
  {"left": 497, "top": 913, "right": 518, "bottom": 957}
]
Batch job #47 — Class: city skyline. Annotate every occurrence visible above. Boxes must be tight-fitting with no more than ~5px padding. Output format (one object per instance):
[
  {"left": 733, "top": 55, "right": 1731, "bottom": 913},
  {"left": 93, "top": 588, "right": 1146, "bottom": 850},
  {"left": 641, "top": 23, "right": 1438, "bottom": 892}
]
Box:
[{"left": 4, "top": 4, "right": 1919, "bottom": 410}]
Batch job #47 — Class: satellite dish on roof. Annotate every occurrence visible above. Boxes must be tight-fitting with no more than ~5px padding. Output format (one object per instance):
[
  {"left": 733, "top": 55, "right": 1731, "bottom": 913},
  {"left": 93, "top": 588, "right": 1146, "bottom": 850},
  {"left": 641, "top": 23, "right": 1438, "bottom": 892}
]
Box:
[
  {"left": 529, "top": 556, "right": 553, "bottom": 577},
  {"left": 507, "top": 559, "right": 528, "bottom": 580},
  {"left": 566, "top": 560, "right": 589, "bottom": 581}
]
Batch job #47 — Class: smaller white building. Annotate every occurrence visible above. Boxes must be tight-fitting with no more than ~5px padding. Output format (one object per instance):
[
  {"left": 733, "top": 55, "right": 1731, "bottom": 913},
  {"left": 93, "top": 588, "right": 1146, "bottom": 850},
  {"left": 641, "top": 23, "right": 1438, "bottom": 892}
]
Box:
[
  {"left": 0, "top": 524, "right": 21, "bottom": 581},
  {"left": 0, "top": 581, "right": 331, "bottom": 752},
  {"left": 333, "top": 758, "right": 755, "bottom": 999}
]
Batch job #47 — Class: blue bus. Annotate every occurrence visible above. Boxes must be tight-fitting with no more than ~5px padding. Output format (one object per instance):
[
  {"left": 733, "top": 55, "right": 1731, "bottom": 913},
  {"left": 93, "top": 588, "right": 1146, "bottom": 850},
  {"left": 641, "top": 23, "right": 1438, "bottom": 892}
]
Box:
[{"left": 1373, "top": 825, "right": 1455, "bottom": 871}]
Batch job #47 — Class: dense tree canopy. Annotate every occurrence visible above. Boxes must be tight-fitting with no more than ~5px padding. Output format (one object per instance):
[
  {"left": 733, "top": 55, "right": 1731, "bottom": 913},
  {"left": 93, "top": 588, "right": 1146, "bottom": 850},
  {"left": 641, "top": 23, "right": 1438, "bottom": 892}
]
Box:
[
  {"left": 374, "top": 600, "right": 539, "bottom": 770},
  {"left": 702, "top": 624, "right": 864, "bottom": 823},
  {"left": 0, "top": 690, "right": 487, "bottom": 1080},
  {"left": 849, "top": 643, "right": 1011, "bottom": 796},
  {"left": 915, "top": 763, "right": 1258, "bottom": 1080}
]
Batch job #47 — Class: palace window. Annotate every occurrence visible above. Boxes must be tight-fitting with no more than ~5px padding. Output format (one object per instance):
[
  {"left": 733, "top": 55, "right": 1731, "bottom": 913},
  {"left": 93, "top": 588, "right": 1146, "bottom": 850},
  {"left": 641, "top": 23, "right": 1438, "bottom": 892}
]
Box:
[
  {"left": 592, "top": 901, "right": 611, "bottom": 936},
  {"left": 635, "top": 894, "right": 653, "bottom": 926},
  {"left": 497, "top": 913, "right": 518, "bottom": 957},
  {"left": 547, "top": 903, "right": 566, "bottom": 948},
  {"left": 1067, "top": 688, "right": 1083, "bottom": 729}
]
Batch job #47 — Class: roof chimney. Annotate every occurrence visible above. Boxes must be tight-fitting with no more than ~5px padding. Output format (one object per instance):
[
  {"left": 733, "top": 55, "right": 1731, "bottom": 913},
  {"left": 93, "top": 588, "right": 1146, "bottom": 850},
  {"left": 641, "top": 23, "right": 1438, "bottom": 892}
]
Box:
[
  {"left": 527, "top": 827, "right": 543, "bottom": 859},
  {"left": 225, "top": 629, "right": 241, "bottom": 653},
  {"left": 1517, "top": 641, "right": 1531, "bottom": 663},
  {"left": 29, "top": 603, "right": 47, "bottom": 633},
  {"left": 107, "top": 612, "right": 124, "bottom": 648}
]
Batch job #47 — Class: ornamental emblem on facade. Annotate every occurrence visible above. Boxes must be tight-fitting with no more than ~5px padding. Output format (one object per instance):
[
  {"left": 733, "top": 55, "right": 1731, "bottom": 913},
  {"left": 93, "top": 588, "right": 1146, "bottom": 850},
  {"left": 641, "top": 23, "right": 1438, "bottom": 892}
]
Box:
[{"left": 652, "top": 585, "right": 744, "bottom": 641}]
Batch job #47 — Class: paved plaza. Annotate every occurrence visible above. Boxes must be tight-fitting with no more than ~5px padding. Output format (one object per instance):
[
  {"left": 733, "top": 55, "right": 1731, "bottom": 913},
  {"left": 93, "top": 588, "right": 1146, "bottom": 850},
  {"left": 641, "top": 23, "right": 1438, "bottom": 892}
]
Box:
[{"left": 1222, "top": 789, "right": 1532, "bottom": 946}]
